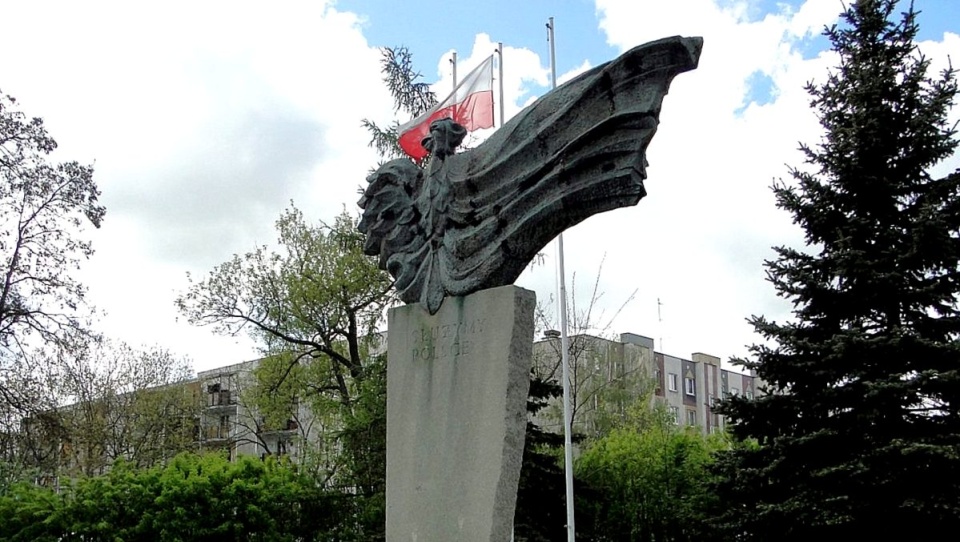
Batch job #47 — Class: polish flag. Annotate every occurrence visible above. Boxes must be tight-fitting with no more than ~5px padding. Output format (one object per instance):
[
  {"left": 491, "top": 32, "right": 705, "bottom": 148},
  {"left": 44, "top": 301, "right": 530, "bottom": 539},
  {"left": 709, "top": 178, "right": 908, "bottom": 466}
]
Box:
[{"left": 398, "top": 55, "right": 495, "bottom": 160}]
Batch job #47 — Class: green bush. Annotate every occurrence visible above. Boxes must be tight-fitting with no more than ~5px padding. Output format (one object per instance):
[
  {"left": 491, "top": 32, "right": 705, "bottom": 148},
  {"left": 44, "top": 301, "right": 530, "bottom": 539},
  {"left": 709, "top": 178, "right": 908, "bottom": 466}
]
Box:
[
  {"left": 0, "top": 453, "right": 344, "bottom": 541},
  {"left": 576, "top": 423, "right": 728, "bottom": 542}
]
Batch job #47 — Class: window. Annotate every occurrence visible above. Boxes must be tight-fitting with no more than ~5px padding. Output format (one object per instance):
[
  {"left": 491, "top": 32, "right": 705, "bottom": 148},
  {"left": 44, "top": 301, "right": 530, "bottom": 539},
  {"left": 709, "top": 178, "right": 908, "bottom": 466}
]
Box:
[
  {"left": 711, "top": 416, "right": 723, "bottom": 433},
  {"left": 745, "top": 389, "right": 754, "bottom": 400},
  {"left": 668, "top": 373, "right": 678, "bottom": 392},
  {"left": 670, "top": 406, "right": 680, "bottom": 425},
  {"left": 684, "top": 377, "right": 696, "bottom": 396},
  {"left": 731, "top": 387, "right": 740, "bottom": 396},
  {"left": 708, "top": 393, "right": 716, "bottom": 406},
  {"left": 218, "top": 415, "right": 230, "bottom": 439},
  {"left": 686, "top": 409, "right": 697, "bottom": 426},
  {"left": 207, "top": 383, "right": 222, "bottom": 406}
]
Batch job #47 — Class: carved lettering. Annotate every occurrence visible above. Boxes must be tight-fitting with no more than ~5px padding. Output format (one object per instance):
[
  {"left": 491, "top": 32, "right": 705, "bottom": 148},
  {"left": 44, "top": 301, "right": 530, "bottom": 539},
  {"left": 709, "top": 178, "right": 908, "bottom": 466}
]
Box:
[{"left": 410, "top": 317, "right": 483, "bottom": 361}]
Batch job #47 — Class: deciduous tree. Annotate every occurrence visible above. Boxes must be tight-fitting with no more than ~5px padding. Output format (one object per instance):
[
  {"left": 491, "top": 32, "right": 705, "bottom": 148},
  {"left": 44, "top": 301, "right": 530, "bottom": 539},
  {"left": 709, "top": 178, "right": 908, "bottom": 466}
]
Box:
[
  {"left": 532, "top": 261, "right": 645, "bottom": 439},
  {"left": 2, "top": 339, "right": 198, "bottom": 481},
  {"left": 0, "top": 91, "right": 105, "bottom": 465},
  {"left": 0, "top": 91, "right": 104, "bottom": 357},
  {"left": 576, "top": 406, "right": 728, "bottom": 542},
  {"left": 177, "top": 206, "right": 392, "bottom": 538},
  {"left": 177, "top": 207, "right": 391, "bottom": 410},
  {"left": 55, "top": 341, "right": 198, "bottom": 475}
]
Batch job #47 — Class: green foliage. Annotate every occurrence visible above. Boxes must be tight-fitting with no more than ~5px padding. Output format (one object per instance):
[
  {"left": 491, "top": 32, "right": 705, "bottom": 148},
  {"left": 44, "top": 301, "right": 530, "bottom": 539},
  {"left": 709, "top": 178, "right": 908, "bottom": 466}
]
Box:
[
  {"left": 335, "top": 352, "right": 386, "bottom": 492},
  {"left": 0, "top": 453, "right": 344, "bottom": 541},
  {"left": 1, "top": 340, "right": 198, "bottom": 484},
  {"left": 513, "top": 375, "right": 568, "bottom": 542},
  {"left": 252, "top": 351, "right": 386, "bottom": 539},
  {"left": 57, "top": 341, "right": 198, "bottom": 476},
  {"left": 0, "top": 482, "right": 61, "bottom": 542},
  {"left": 178, "top": 205, "right": 391, "bottom": 394},
  {"left": 576, "top": 413, "right": 728, "bottom": 542},
  {"left": 715, "top": 1, "right": 960, "bottom": 539}
]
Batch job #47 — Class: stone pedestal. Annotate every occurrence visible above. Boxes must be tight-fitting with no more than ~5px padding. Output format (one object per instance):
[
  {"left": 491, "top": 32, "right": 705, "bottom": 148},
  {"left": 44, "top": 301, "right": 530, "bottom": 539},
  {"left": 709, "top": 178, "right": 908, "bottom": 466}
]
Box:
[{"left": 386, "top": 285, "right": 535, "bottom": 542}]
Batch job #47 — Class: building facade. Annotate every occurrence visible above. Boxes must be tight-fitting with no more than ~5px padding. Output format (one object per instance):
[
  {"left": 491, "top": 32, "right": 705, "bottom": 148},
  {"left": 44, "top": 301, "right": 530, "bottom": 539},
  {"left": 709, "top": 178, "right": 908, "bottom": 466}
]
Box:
[
  {"left": 533, "top": 331, "right": 759, "bottom": 437},
  {"left": 196, "top": 360, "right": 327, "bottom": 466}
]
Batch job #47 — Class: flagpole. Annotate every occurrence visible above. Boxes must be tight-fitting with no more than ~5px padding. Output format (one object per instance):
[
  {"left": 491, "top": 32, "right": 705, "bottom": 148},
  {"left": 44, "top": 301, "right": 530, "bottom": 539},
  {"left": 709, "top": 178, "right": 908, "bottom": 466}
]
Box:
[
  {"left": 548, "top": 15, "right": 576, "bottom": 542},
  {"left": 497, "top": 42, "right": 505, "bottom": 127},
  {"left": 451, "top": 51, "right": 458, "bottom": 89},
  {"left": 501, "top": 43, "right": 508, "bottom": 535},
  {"left": 450, "top": 52, "right": 458, "bottom": 121}
]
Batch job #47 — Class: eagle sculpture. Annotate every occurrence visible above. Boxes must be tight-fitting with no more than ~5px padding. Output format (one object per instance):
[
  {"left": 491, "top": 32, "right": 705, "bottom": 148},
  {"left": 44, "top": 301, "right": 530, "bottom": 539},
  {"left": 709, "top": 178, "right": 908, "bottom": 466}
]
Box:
[{"left": 358, "top": 36, "right": 703, "bottom": 314}]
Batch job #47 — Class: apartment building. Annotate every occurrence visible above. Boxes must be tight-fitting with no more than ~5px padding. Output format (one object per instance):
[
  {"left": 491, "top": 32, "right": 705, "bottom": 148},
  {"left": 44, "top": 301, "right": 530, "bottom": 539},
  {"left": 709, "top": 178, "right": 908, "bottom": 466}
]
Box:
[
  {"left": 532, "top": 331, "right": 759, "bottom": 436},
  {"left": 14, "top": 359, "right": 327, "bottom": 484},
  {"left": 196, "top": 360, "right": 322, "bottom": 464},
  {"left": 194, "top": 334, "right": 389, "bottom": 466}
]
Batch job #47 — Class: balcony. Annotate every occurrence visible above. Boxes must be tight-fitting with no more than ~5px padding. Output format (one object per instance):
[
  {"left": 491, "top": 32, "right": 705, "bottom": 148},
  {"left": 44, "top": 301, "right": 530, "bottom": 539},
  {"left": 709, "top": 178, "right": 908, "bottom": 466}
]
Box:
[
  {"left": 206, "top": 389, "right": 237, "bottom": 411},
  {"left": 259, "top": 418, "right": 299, "bottom": 435},
  {"left": 202, "top": 425, "right": 231, "bottom": 442}
]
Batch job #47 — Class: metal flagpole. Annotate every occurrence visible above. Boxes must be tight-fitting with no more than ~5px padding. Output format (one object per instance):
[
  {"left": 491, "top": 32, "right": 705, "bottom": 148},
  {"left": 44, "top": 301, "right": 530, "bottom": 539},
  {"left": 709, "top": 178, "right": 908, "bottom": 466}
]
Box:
[
  {"left": 450, "top": 52, "right": 458, "bottom": 120},
  {"left": 500, "top": 45, "right": 512, "bottom": 542},
  {"left": 497, "top": 42, "right": 505, "bottom": 127},
  {"left": 658, "top": 298, "right": 664, "bottom": 352},
  {"left": 548, "top": 16, "right": 576, "bottom": 542},
  {"left": 451, "top": 51, "right": 458, "bottom": 89}
]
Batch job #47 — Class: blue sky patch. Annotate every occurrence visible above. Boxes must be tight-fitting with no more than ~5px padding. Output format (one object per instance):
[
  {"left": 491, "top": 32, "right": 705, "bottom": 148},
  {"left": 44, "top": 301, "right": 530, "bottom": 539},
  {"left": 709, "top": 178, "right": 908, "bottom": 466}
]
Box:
[{"left": 737, "top": 70, "right": 779, "bottom": 115}]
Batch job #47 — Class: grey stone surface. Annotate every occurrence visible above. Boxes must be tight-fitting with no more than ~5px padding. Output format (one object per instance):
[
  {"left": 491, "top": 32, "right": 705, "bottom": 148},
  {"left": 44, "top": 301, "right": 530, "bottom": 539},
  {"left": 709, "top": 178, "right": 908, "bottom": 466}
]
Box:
[
  {"left": 358, "top": 35, "right": 703, "bottom": 314},
  {"left": 386, "top": 285, "right": 535, "bottom": 541}
]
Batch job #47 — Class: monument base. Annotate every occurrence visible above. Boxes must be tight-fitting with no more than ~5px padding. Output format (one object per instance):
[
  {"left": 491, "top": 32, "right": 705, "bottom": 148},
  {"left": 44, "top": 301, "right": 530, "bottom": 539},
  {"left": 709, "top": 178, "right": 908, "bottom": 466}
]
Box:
[{"left": 386, "top": 285, "right": 535, "bottom": 541}]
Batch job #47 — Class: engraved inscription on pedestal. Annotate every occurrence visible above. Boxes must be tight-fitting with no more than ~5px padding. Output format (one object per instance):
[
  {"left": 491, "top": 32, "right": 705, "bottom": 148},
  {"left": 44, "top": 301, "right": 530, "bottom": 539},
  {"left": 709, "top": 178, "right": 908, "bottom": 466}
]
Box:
[{"left": 410, "top": 319, "right": 484, "bottom": 362}]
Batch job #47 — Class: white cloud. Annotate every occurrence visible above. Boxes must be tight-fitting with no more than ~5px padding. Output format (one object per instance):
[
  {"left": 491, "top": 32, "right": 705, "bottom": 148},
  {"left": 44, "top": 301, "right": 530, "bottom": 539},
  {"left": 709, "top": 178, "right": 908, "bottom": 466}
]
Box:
[
  {"left": 1, "top": 1, "right": 394, "bottom": 371},
  {"left": 557, "top": 60, "right": 593, "bottom": 85},
  {"left": 786, "top": 0, "right": 843, "bottom": 38},
  {"left": 918, "top": 31, "right": 960, "bottom": 179}
]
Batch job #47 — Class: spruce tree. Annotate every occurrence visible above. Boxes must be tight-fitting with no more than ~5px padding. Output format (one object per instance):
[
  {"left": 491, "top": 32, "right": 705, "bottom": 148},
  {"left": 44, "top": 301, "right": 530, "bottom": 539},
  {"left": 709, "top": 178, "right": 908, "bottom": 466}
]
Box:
[{"left": 714, "top": 1, "right": 959, "bottom": 539}]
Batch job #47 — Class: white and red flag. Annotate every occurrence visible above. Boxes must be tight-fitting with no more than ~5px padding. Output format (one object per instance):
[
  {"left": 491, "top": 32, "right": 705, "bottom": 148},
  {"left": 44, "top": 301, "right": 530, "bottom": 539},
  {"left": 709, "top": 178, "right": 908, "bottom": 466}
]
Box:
[{"left": 398, "top": 55, "right": 495, "bottom": 160}]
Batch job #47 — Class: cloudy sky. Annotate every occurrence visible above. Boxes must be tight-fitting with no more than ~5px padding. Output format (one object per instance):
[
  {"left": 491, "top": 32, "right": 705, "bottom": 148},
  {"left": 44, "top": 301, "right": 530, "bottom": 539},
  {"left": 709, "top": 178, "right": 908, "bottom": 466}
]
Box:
[{"left": 2, "top": 0, "right": 957, "bottom": 372}]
